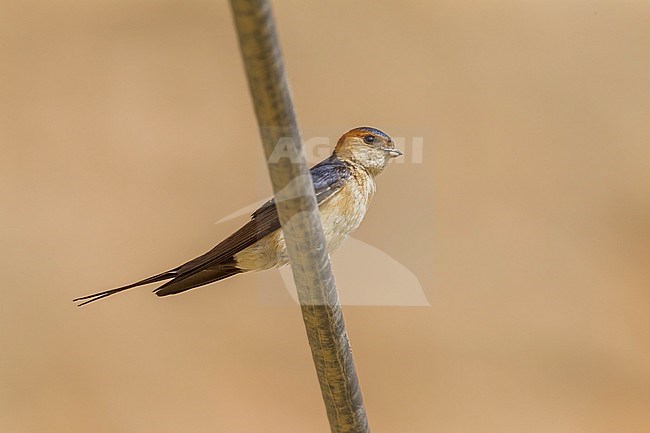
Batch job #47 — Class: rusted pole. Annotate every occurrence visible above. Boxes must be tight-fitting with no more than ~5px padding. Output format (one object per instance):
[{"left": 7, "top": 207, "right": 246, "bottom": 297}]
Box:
[{"left": 229, "top": 1, "right": 370, "bottom": 432}]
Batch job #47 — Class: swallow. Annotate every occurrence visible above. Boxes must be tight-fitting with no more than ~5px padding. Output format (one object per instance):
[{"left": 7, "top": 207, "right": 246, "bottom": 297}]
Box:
[{"left": 73, "top": 127, "right": 402, "bottom": 306}]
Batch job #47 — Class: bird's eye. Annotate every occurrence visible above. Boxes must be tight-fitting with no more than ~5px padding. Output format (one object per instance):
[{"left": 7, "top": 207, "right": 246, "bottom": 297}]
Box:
[{"left": 363, "top": 135, "right": 375, "bottom": 144}]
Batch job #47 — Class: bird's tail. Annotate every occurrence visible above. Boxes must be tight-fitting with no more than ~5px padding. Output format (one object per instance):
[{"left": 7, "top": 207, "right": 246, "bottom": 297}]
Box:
[
  {"left": 73, "top": 269, "right": 178, "bottom": 306},
  {"left": 154, "top": 262, "right": 241, "bottom": 297}
]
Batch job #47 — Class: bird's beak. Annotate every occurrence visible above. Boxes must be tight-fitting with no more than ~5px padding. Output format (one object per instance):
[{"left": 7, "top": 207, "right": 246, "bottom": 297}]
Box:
[{"left": 385, "top": 148, "right": 403, "bottom": 157}]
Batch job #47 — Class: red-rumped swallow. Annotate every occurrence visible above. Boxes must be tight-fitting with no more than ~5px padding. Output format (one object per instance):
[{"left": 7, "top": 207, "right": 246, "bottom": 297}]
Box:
[{"left": 74, "top": 127, "right": 402, "bottom": 305}]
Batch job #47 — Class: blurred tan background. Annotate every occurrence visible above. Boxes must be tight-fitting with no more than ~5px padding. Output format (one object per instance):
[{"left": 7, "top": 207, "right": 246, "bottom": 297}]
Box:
[{"left": 1, "top": 1, "right": 648, "bottom": 432}]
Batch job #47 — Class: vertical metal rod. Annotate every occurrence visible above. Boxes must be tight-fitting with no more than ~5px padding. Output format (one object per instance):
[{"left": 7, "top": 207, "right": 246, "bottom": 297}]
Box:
[{"left": 229, "top": 1, "right": 370, "bottom": 432}]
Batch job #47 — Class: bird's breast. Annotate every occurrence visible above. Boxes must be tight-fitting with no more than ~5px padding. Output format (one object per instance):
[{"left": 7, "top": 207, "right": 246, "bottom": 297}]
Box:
[
  {"left": 318, "top": 169, "right": 376, "bottom": 253},
  {"left": 235, "top": 170, "right": 376, "bottom": 271}
]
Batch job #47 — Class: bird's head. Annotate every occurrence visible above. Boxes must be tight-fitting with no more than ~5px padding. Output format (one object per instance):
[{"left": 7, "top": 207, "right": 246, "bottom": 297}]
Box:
[{"left": 334, "top": 127, "right": 402, "bottom": 176}]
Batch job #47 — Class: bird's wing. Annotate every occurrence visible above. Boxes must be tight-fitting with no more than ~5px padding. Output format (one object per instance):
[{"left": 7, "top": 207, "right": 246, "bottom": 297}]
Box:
[
  {"left": 73, "top": 156, "right": 352, "bottom": 305},
  {"left": 156, "top": 156, "right": 352, "bottom": 287}
]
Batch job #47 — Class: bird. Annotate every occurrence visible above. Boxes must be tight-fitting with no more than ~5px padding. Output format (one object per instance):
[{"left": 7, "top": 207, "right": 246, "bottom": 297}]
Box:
[{"left": 73, "top": 127, "right": 402, "bottom": 306}]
